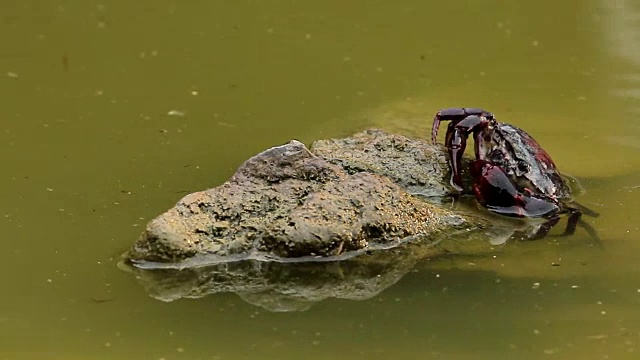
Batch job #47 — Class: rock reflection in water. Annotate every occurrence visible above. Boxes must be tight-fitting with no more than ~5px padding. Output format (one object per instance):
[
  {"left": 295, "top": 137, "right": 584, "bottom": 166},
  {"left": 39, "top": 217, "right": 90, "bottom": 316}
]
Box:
[
  {"left": 120, "top": 243, "right": 435, "bottom": 312},
  {"left": 120, "top": 220, "right": 561, "bottom": 312}
]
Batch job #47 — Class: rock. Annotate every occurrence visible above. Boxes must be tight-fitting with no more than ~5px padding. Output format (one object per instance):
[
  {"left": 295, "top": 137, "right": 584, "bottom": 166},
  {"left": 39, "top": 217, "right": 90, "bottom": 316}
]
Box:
[
  {"left": 124, "top": 130, "right": 480, "bottom": 266},
  {"left": 311, "top": 129, "right": 455, "bottom": 197}
]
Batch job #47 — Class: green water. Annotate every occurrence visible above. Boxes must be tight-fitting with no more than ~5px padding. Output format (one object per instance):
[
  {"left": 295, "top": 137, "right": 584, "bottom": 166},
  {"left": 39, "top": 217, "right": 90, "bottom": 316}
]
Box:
[{"left": 2, "top": 0, "right": 640, "bottom": 359}]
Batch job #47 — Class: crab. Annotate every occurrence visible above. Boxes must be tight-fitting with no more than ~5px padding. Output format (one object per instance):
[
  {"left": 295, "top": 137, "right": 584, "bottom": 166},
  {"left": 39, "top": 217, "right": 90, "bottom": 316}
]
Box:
[{"left": 431, "top": 107, "right": 598, "bottom": 240}]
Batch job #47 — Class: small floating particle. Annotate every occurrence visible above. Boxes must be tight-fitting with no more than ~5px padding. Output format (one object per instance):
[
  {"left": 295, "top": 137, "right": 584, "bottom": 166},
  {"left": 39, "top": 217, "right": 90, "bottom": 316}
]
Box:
[
  {"left": 167, "top": 110, "right": 186, "bottom": 117},
  {"left": 7, "top": 72, "right": 18, "bottom": 78},
  {"left": 62, "top": 54, "right": 69, "bottom": 71}
]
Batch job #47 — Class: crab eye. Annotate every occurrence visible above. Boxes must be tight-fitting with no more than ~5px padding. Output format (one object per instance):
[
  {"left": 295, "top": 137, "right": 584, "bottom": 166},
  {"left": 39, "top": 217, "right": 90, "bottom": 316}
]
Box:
[
  {"left": 518, "top": 162, "right": 529, "bottom": 173},
  {"left": 490, "top": 149, "right": 505, "bottom": 162}
]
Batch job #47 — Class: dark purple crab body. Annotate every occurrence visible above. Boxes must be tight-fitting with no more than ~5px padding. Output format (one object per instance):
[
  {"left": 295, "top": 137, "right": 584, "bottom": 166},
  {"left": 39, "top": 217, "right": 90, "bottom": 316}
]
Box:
[
  {"left": 431, "top": 107, "right": 598, "bottom": 239},
  {"left": 478, "top": 122, "right": 571, "bottom": 200}
]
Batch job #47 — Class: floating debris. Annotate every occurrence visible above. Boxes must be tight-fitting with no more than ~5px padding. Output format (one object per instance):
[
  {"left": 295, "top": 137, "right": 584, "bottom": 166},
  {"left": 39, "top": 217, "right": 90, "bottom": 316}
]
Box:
[{"left": 167, "top": 110, "right": 186, "bottom": 117}]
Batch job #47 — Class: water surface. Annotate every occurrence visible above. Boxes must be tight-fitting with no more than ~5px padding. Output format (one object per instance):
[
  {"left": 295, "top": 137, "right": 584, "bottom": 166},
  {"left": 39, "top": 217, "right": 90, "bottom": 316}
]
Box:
[{"left": 2, "top": 0, "right": 640, "bottom": 359}]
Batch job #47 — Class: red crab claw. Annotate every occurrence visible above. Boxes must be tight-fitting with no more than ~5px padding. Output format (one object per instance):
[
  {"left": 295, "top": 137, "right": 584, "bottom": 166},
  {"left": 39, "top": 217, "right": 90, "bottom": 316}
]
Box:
[{"left": 469, "top": 160, "right": 559, "bottom": 218}]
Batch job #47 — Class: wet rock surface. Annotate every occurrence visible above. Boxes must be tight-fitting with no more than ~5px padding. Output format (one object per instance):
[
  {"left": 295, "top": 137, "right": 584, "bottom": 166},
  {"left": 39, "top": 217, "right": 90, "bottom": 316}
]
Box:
[
  {"left": 125, "top": 131, "right": 477, "bottom": 265},
  {"left": 311, "top": 129, "right": 455, "bottom": 197}
]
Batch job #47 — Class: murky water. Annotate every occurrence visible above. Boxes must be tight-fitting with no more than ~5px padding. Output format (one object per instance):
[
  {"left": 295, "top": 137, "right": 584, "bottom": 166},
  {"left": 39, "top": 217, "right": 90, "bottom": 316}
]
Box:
[{"left": 2, "top": 0, "right": 640, "bottom": 359}]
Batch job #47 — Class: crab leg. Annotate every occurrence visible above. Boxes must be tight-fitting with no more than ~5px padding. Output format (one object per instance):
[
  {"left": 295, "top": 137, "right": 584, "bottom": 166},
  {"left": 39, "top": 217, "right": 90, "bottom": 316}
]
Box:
[
  {"left": 445, "top": 115, "right": 489, "bottom": 190},
  {"left": 431, "top": 107, "right": 493, "bottom": 144}
]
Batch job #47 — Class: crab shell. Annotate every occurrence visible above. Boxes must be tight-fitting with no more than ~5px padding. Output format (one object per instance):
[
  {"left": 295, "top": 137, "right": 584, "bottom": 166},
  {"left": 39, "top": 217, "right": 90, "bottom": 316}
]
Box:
[{"left": 477, "top": 121, "right": 572, "bottom": 201}]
